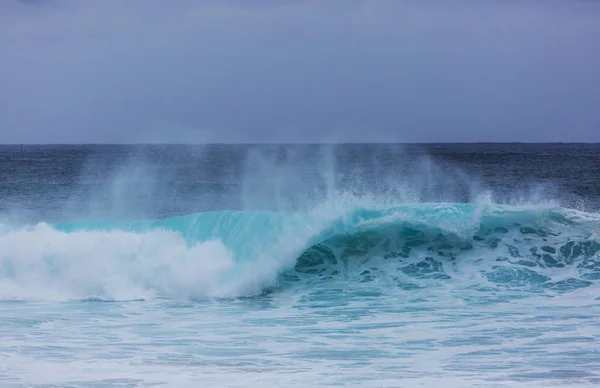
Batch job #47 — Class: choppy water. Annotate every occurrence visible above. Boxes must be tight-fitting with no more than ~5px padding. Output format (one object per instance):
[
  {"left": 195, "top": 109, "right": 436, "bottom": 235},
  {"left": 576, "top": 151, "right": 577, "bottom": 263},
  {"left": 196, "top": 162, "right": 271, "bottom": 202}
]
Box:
[{"left": 1, "top": 144, "right": 600, "bottom": 387}]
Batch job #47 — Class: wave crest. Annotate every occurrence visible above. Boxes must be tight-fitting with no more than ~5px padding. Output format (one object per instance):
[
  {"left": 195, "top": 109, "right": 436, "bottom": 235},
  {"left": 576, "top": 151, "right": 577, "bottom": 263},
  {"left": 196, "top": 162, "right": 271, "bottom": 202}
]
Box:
[{"left": 1, "top": 202, "right": 599, "bottom": 301}]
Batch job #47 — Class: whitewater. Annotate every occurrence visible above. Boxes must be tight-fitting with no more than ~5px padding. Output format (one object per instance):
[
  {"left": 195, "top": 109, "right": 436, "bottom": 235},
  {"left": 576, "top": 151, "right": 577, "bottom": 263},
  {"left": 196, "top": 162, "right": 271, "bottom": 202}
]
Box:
[{"left": 1, "top": 144, "right": 600, "bottom": 387}]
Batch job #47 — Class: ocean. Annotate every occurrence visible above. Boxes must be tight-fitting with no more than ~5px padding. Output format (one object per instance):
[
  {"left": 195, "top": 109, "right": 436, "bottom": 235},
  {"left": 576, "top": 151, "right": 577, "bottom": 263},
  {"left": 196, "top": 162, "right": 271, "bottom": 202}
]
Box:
[{"left": 1, "top": 143, "right": 600, "bottom": 387}]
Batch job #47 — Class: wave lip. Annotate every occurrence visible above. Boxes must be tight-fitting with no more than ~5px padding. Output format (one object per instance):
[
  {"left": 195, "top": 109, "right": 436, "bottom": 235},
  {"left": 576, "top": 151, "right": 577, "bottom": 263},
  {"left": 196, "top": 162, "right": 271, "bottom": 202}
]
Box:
[{"left": 1, "top": 203, "right": 599, "bottom": 301}]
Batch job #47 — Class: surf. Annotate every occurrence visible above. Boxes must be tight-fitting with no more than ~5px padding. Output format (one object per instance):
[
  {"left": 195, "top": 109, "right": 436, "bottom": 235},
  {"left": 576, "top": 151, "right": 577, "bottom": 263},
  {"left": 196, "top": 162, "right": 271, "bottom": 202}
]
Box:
[{"left": 1, "top": 201, "right": 599, "bottom": 301}]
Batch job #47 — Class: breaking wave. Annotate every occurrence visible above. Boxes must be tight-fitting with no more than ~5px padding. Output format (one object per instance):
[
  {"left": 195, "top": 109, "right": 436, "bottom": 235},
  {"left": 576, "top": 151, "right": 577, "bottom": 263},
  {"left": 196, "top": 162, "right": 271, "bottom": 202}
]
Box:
[{"left": 1, "top": 201, "right": 600, "bottom": 301}]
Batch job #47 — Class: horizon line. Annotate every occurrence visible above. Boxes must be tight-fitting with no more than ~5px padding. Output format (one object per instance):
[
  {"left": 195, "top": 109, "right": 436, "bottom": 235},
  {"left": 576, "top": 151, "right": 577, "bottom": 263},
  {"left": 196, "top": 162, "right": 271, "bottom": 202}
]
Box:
[{"left": 1, "top": 141, "right": 600, "bottom": 146}]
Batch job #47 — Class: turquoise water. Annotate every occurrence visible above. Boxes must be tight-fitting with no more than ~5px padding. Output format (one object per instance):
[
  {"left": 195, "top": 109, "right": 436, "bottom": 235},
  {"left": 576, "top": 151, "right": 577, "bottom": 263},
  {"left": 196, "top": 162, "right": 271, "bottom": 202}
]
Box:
[
  {"left": 2, "top": 201, "right": 600, "bottom": 387},
  {"left": 4, "top": 202, "right": 600, "bottom": 300}
]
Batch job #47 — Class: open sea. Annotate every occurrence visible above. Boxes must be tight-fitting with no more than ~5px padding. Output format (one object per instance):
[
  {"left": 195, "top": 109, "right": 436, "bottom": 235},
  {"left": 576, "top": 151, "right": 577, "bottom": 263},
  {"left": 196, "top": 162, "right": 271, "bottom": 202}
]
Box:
[{"left": 1, "top": 143, "right": 600, "bottom": 387}]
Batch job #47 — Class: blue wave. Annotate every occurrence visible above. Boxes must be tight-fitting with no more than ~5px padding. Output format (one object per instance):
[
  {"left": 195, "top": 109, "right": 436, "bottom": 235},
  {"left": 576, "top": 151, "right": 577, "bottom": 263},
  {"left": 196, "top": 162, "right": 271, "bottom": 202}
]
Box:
[
  {"left": 1, "top": 203, "right": 599, "bottom": 300},
  {"left": 56, "top": 203, "right": 600, "bottom": 287}
]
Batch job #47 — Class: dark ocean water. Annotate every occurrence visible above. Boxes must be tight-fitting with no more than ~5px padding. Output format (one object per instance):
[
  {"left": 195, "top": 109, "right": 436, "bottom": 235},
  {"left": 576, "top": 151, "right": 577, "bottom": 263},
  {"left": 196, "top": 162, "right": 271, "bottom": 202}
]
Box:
[
  {"left": 2, "top": 143, "right": 599, "bottom": 221},
  {"left": 1, "top": 143, "right": 600, "bottom": 387}
]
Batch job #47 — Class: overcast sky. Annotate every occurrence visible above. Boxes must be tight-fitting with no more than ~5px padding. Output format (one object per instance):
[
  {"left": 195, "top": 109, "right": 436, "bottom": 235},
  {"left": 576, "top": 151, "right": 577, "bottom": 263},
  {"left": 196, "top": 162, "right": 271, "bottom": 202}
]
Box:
[{"left": 1, "top": 0, "right": 599, "bottom": 143}]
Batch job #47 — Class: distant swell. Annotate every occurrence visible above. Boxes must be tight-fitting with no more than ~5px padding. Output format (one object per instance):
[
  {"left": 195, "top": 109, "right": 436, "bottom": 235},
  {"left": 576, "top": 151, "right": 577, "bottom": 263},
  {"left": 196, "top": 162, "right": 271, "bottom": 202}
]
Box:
[{"left": 1, "top": 202, "right": 600, "bottom": 301}]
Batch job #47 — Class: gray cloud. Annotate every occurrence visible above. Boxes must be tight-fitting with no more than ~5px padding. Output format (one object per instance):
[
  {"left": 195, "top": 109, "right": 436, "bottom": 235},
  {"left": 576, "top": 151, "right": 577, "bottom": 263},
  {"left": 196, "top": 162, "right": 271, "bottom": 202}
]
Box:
[{"left": 1, "top": 0, "right": 599, "bottom": 143}]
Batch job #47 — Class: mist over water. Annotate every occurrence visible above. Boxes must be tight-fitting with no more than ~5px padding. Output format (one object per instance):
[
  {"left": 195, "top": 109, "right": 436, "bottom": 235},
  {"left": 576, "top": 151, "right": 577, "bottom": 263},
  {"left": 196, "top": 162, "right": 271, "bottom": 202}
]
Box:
[
  {"left": 0, "top": 143, "right": 598, "bottom": 301},
  {"left": 4, "top": 143, "right": 594, "bottom": 222},
  {"left": 1, "top": 144, "right": 600, "bottom": 387}
]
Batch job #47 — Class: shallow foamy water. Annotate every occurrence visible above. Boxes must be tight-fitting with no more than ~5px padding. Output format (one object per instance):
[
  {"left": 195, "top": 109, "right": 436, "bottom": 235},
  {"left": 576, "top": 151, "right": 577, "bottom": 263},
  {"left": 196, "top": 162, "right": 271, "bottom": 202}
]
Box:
[{"left": 2, "top": 284, "right": 600, "bottom": 388}]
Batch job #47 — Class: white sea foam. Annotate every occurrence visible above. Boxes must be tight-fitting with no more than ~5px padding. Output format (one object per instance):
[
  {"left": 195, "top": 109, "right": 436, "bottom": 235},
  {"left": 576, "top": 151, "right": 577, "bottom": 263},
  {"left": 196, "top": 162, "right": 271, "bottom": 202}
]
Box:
[{"left": 0, "top": 224, "right": 244, "bottom": 300}]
